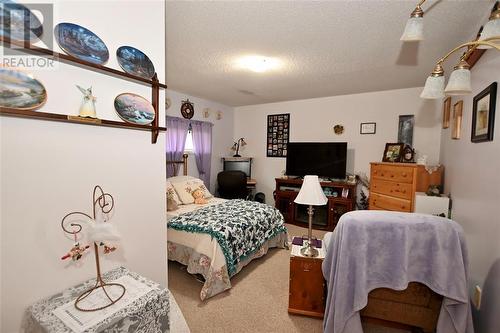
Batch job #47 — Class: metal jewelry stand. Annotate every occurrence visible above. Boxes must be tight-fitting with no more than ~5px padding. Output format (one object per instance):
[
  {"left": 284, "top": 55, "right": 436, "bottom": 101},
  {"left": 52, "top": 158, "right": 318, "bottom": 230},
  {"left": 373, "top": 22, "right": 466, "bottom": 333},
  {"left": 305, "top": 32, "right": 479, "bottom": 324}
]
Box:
[{"left": 61, "top": 185, "right": 126, "bottom": 312}]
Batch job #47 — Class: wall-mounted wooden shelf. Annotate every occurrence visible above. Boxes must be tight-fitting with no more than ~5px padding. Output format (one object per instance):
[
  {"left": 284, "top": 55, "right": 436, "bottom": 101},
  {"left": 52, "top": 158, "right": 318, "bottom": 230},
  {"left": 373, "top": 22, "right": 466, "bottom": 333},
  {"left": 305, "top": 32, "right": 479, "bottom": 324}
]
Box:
[
  {"left": 0, "top": 36, "right": 167, "bottom": 144},
  {"left": 0, "top": 108, "right": 166, "bottom": 135},
  {"left": 0, "top": 36, "right": 167, "bottom": 89}
]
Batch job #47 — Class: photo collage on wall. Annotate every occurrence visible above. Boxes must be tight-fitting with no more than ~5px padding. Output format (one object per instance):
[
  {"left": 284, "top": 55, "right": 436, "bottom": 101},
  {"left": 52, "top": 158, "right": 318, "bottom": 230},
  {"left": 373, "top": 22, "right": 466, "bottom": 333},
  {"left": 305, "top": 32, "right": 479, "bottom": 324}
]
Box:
[{"left": 267, "top": 113, "right": 290, "bottom": 157}]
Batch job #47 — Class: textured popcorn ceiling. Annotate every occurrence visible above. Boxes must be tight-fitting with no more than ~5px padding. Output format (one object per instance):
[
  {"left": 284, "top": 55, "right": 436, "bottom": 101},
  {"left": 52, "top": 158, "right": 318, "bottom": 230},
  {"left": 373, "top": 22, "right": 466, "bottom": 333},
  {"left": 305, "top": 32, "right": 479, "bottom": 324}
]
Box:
[{"left": 166, "top": 0, "right": 493, "bottom": 106}]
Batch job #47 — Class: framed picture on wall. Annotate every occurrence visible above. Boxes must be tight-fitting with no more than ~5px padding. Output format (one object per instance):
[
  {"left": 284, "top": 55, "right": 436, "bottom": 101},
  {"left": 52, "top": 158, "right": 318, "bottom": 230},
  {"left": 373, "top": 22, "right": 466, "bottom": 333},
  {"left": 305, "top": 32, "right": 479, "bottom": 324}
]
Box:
[
  {"left": 471, "top": 82, "right": 497, "bottom": 143},
  {"left": 398, "top": 115, "right": 414, "bottom": 147},
  {"left": 442, "top": 97, "right": 451, "bottom": 129},
  {"left": 360, "top": 122, "right": 376, "bottom": 134},
  {"left": 452, "top": 100, "right": 463, "bottom": 140},
  {"left": 267, "top": 113, "right": 290, "bottom": 157}
]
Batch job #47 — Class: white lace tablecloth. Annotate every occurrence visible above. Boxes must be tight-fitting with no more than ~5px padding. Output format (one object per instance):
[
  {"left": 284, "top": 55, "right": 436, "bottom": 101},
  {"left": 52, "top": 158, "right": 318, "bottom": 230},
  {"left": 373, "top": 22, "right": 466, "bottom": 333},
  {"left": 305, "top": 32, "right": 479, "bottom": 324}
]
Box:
[{"left": 21, "top": 267, "right": 169, "bottom": 333}]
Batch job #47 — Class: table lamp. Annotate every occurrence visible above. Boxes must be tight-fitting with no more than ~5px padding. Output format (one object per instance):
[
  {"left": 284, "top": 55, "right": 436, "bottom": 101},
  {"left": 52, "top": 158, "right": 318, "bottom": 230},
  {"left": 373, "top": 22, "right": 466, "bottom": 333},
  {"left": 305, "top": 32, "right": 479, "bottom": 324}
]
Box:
[{"left": 294, "top": 175, "right": 327, "bottom": 257}]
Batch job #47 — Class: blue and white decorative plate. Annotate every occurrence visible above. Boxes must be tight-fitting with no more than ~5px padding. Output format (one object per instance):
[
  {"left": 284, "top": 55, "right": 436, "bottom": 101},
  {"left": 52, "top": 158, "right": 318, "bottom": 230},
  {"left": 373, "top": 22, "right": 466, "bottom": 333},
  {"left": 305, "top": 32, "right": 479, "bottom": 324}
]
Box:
[
  {"left": 0, "top": 0, "right": 43, "bottom": 41},
  {"left": 54, "top": 23, "right": 109, "bottom": 64},
  {"left": 116, "top": 46, "right": 155, "bottom": 79},
  {"left": 114, "top": 93, "right": 155, "bottom": 125},
  {"left": 0, "top": 68, "right": 47, "bottom": 110}
]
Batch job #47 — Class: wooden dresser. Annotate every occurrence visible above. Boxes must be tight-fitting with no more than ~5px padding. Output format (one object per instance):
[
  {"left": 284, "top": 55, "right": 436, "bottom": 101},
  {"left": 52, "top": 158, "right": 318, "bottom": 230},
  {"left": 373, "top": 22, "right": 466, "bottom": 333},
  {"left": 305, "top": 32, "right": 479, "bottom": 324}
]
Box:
[{"left": 369, "top": 162, "right": 443, "bottom": 212}]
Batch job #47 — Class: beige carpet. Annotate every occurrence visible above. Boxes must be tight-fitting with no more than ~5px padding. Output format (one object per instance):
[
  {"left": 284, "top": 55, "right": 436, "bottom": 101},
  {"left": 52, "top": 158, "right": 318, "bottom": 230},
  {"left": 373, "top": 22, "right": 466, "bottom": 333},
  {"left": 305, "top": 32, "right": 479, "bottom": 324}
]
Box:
[
  {"left": 168, "top": 224, "right": 409, "bottom": 333},
  {"left": 169, "top": 293, "right": 191, "bottom": 333}
]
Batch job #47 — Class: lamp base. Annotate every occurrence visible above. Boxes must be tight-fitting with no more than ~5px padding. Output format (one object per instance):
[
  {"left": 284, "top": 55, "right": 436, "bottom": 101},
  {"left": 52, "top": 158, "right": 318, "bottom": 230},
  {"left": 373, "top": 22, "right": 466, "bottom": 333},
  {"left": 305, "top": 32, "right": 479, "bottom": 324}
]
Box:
[
  {"left": 300, "top": 244, "right": 319, "bottom": 257},
  {"left": 233, "top": 154, "right": 241, "bottom": 157}
]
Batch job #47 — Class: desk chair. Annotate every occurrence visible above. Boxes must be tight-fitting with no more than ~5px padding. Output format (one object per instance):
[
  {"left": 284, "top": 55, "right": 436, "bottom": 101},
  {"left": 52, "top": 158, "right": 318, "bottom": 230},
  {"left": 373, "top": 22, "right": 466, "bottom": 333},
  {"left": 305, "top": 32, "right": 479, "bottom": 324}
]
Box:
[{"left": 217, "top": 170, "right": 251, "bottom": 200}]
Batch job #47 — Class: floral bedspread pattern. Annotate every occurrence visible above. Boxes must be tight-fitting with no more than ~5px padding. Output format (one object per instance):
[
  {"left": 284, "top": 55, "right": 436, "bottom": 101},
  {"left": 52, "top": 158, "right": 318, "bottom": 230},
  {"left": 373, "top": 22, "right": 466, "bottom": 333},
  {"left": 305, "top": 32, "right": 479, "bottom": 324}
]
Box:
[
  {"left": 167, "top": 199, "right": 287, "bottom": 276},
  {"left": 168, "top": 234, "right": 287, "bottom": 300}
]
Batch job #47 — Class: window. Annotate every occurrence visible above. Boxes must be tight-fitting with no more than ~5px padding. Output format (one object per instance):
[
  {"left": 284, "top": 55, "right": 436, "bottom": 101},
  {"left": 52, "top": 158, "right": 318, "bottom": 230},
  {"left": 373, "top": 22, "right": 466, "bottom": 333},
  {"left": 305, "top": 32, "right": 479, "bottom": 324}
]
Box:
[{"left": 184, "top": 129, "right": 194, "bottom": 152}]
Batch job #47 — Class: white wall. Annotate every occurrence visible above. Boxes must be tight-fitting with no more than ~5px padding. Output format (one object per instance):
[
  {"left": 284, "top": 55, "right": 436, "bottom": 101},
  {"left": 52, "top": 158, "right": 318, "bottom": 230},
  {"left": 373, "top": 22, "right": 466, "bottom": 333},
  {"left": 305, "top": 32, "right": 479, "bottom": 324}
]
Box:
[
  {"left": 0, "top": 1, "right": 166, "bottom": 331},
  {"left": 439, "top": 52, "right": 500, "bottom": 333},
  {"left": 234, "top": 87, "right": 441, "bottom": 203},
  {"left": 166, "top": 89, "right": 234, "bottom": 194}
]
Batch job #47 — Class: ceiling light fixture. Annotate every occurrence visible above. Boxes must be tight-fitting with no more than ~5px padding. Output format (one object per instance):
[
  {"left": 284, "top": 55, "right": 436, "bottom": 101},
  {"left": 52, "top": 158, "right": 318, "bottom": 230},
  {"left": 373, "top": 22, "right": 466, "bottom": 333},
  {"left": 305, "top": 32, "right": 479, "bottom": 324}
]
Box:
[
  {"left": 478, "top": 6, "right": 500, "bottom": 49},
  {"left": 420, "top": 38, "right": 500, "bottom": 99},
  {"left": 235, "top": 55, "right": 282, "bottom": 73},
  {"left": 444, "top": 59, "right": 472, "bottom": 95},
  {"left": 400, "top": 0, "right": 426, "bottom": 41}
]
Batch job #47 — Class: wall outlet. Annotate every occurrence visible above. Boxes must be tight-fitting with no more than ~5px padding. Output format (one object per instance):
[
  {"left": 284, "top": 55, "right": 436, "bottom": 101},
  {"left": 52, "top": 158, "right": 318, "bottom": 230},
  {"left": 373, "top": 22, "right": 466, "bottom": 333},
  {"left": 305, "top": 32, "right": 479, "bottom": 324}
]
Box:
[{"left": 473, "top": 285, "right": 482, "bottom": 310}]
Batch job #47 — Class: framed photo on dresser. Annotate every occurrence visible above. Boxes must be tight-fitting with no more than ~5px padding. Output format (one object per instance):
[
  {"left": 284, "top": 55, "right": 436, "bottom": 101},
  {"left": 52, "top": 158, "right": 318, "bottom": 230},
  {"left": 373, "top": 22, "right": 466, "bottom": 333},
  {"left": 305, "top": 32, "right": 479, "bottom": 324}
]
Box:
[
  {"left": 267, "top": 113, "right": 290, "bottom": 157},
  {"left": 382, "top": 143, "right": 404, "bottom": 162}
]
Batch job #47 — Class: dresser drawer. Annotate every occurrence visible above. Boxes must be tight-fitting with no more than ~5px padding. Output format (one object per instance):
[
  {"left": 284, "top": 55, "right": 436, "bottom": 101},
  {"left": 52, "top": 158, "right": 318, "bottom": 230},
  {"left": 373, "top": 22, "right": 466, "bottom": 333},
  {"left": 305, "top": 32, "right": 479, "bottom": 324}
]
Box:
[
  {"left": 369, "top": 193, "right": 412, "bottom": 212},
  {"left": 371, "top": 179, "right": 413, "bottom": 200},
  {"left": 371, "top": 164, "right": 414, "bottom": 184}
]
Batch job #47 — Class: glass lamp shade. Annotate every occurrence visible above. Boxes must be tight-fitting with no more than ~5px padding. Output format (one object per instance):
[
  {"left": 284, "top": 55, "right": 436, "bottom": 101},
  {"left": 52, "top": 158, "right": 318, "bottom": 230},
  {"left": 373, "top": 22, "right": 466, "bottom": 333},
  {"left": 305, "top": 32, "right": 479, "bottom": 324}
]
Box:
[
  {"left": 444, "top": 68, "right": 472, "bottom": 95},
  {"left": 478, "top": 18, "right": 500, "bottom": 49},
  {"left": 294, "top": 175, "right": 327, "bottom": 206},
  {"left": 400, "top": 17, "right": 424, "bottom": 41},
  {"left": 420, "top": 75, "right": 445, "bottom": 99}
]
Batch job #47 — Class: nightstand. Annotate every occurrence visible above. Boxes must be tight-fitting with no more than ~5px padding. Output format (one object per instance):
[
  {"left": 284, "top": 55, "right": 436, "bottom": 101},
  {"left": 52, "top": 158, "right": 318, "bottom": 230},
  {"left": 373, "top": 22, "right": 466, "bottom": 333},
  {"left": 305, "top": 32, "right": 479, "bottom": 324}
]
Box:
[
  {"left": 22, "top": 267, "right": 169, "bottom": 332},
  {"left": 288, "top": 243, "right": 326, "bottom": 318}
]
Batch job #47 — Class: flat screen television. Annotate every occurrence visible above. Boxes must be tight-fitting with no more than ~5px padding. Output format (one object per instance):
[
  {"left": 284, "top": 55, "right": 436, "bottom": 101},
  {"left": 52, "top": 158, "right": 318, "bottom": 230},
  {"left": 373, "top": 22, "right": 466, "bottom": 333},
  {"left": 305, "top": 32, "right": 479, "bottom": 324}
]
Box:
[{"left": 285, "top": 142, "right": 347, "bottom": 179}]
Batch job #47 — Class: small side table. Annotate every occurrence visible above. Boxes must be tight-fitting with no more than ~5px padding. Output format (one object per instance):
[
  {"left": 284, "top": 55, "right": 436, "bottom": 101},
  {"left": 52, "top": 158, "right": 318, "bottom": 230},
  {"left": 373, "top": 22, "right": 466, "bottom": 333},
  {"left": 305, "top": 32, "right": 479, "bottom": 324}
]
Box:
[
  {"left": 288, "top": 243, "right": 326, "bottom": 318},
  {"left": 22, "top": 267, "right": 169, "bottom": 333}
]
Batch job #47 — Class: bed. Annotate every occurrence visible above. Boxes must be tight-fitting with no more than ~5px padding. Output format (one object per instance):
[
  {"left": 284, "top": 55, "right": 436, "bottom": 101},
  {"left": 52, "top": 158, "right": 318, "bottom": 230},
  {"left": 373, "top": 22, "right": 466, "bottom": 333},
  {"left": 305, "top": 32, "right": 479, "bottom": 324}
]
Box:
[
  {"left": 322, "top": 210, "right": 473, "bottom": 333},
  {"left": 166, "top": 155, "right": 288, "bottom": 300}
]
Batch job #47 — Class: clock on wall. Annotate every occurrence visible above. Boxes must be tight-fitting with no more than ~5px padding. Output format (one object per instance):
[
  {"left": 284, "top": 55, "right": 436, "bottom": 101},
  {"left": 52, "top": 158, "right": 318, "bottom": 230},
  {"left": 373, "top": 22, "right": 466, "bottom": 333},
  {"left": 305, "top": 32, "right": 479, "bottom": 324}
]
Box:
[{"left": 180, "top": 99, "right": 194, "bottom": 119}]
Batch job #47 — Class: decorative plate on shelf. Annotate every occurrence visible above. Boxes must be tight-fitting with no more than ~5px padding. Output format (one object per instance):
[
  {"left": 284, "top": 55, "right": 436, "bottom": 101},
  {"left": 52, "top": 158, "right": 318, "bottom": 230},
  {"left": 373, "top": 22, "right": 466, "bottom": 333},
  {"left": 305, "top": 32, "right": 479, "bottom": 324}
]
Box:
[
  {"left": 0, "top": 0, "right": 43, "bottom": 41},
  {"left": 180, "top": 99, "right": 194, "bottom": 119},
  {"left": 54, "top": 23, "right": 109, "bottom": 64},
  {"left": 116, "top": 46, "right": 155, "bottom": 79},
  {"left": 114, "top": 93, "right": 155, "bottom": 125},
  {"left": 0, "top": 68, "right": 47, "bottom": 110}
]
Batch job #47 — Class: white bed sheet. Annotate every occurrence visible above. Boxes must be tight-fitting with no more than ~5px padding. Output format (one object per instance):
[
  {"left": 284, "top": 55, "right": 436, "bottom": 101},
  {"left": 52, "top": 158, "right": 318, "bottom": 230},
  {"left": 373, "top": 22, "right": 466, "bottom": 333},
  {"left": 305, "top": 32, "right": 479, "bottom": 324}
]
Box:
[{"left": 167, "top": 197, "right": 228, "bottom": 270}]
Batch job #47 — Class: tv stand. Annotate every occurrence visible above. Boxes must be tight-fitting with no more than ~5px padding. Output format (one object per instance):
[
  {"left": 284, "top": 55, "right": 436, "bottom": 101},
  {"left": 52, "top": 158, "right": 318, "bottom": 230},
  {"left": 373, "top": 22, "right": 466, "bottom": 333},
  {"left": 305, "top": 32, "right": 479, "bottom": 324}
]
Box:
[{"left": 274, "top": 178, "right": 357, "bottom": 231}]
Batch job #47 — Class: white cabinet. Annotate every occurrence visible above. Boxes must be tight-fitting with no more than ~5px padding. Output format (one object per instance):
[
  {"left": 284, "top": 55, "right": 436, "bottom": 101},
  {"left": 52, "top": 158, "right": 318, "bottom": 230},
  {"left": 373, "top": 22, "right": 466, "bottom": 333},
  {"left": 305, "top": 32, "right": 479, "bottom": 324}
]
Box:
[{"left": 415, "top": 192, "right": 450, "bottom": 217}]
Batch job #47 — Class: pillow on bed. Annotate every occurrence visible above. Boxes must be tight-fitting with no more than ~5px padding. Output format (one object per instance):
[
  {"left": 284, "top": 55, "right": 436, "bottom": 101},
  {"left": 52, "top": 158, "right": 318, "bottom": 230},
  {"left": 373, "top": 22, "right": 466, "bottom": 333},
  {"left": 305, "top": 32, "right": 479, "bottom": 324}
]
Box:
[
  {"left": 168, "top": 175, "right": 197, "bottom": 184},
  {"left": 172, "top": 178, "right": 213, "bottom": 204},
  {"left": 167, "top": 196, "right": 179, "bottom": 211},
  {"left": 166, "top": 180, "right": 181, "bottom": 206}
]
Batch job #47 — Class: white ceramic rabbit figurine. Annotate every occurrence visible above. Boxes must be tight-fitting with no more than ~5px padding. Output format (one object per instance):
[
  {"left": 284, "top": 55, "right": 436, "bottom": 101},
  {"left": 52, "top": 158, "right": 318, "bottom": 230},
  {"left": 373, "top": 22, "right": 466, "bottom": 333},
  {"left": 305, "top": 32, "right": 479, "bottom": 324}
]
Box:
[{"left": 76, "top": 85, "right": 97, "bottom": 118}]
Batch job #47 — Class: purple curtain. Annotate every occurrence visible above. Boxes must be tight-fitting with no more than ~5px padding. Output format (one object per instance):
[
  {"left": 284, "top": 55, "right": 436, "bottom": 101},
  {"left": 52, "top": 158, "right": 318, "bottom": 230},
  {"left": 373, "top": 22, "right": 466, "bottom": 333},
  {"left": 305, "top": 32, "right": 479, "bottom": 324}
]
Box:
[
  {"left": 166, "top": 116, "right": 190, "bottom": 178},
  {"left": 191, "top": 120, "right": 213, "bottom": 189}
]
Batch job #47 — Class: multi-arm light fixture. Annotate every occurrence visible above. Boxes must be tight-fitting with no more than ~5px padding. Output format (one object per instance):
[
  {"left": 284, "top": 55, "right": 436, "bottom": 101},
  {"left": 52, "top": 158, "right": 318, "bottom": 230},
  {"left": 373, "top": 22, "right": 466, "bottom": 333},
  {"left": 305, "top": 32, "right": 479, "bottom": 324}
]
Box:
[
  {"left": 400, "top": 0, "right": 426, "bottom": 41},
  {"left": 412, "top": 2, "right": 500, "bottom": 99},
  {"left": 420, "top": 38, "right": 500, "bottom": 99},
  {"left": 478, "top": 5, "right": 500, "bottom": 48}
]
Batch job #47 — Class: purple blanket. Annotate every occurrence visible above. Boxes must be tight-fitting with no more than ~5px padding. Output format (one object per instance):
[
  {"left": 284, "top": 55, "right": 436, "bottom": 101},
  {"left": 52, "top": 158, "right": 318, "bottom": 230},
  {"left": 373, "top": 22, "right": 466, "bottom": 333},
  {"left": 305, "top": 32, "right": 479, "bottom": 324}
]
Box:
[{"left": 322, "top": 210, "right": 474, "bottom": 333}]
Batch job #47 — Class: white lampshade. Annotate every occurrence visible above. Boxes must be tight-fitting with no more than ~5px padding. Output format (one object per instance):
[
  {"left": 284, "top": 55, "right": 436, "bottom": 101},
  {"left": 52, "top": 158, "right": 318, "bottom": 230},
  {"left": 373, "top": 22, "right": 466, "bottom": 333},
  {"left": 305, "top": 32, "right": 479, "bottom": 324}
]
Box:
[
  {"left": 445, "top": 68, "right": 472, "bottom": 95},
  {"left": 420, "top": 75, "right": 445, "bottom": 99},
  {"left": 294, "top": 175, "right": 327, "bottom": 206},
  {"left": 478, "top": 17, "right": 500, "bottom": 49},
  {"left": 400, "top": 17, "right": 424, "bottom": 41}
]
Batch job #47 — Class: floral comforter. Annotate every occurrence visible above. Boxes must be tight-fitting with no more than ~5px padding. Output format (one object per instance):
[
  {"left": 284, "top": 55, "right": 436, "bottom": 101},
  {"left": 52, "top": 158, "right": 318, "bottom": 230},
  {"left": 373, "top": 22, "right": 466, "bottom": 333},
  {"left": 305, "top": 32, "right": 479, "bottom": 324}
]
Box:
[{"left": 167, "top": 199, "right": 287, "bottom": 277}]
